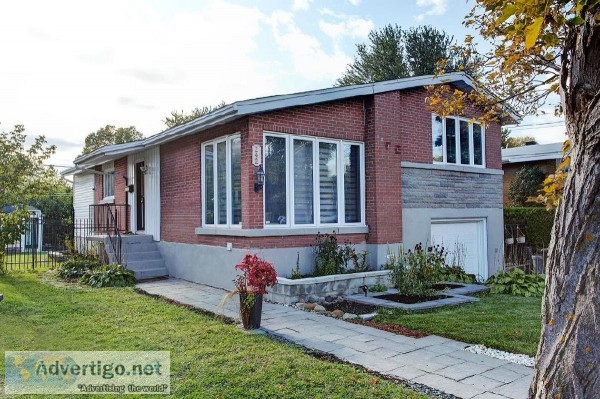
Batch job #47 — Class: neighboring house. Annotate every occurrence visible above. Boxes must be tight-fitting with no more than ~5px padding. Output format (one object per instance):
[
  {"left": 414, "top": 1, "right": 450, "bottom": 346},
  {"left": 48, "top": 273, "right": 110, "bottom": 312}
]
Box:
[
  {"left": 501, "top": 142, "right": 564, "bottom": 205},
  {"left": 65, "top": 73, "right": 517, "bottom": 287}
]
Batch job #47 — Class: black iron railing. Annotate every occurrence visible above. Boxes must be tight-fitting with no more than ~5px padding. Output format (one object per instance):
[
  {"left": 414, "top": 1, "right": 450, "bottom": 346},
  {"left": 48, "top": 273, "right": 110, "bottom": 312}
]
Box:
[{"left": 89, "top": 204, "right": 130, "bottom": 234}]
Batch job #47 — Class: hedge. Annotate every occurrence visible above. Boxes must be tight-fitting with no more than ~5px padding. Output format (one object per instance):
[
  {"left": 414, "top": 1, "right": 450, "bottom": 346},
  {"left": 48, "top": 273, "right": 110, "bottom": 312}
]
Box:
[{"left": 504, "top": 207, "right": 556, "bottom": 251}]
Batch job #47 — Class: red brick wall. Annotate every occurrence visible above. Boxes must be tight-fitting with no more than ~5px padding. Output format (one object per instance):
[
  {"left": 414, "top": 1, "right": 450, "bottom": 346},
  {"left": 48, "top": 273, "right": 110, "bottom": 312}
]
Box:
[
  {"left": 114, "top": 157, "right": 127, "bottom": 205},
  {"left": 397, "top": 87, "right": 503, "bottom": 169},
  {"left": 365, "top": 92, "right": 403, "bottom": 245}
]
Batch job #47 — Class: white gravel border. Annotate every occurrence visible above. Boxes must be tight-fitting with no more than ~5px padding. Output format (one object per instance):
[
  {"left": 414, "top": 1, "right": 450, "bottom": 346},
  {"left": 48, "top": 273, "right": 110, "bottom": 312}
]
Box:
[{"left": 465, "top": 345, "right": 535, "bottom": 367}]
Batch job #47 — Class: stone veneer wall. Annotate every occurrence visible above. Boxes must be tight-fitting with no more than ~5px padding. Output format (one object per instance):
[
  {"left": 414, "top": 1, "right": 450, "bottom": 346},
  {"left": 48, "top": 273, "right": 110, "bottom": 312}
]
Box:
[{"left": 402, "top": 166, "right": 503, "bottom": 209}]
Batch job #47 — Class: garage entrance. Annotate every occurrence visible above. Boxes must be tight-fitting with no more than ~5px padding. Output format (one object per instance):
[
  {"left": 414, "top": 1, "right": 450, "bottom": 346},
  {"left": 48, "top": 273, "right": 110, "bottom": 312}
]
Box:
[{"left": 430, "top": 219, "right": 487, "bottom": 280}]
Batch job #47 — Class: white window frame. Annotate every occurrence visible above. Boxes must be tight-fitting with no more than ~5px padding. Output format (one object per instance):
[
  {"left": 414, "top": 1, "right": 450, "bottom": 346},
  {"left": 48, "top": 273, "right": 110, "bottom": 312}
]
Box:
[
  {"left": 102, "top": 162, "right": 115, "bottom": 202},
  {"left": 201, "top": 133, "right": 242, "bottom": 228},
  {"left": 432, "top": 114, "right": 486, "bottom": 168},
  {"left": 263, "top": 131, "right": 366, "bottom": 229}
]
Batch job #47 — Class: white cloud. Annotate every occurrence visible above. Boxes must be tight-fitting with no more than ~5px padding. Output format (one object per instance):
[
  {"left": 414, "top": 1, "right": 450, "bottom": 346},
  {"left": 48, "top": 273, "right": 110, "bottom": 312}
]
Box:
[
  {"left": 319, "top": 17, "right": 373, "bottom": 41},
  {"left": 268, "top": 11, "right": 351, "bottom": 82},
  {"left": 348, "top": 0, "right": 361, "bottom": 5},
  {"left": 292, "top": 0, "right": 313, "bottom": 11},
  {"left": 415, "top": 0, "right": 448, "bottom": 21}
]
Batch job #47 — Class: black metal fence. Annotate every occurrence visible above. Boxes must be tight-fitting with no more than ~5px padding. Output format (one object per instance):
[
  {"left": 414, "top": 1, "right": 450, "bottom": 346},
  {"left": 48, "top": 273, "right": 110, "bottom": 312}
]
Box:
[
  {"left": 2, "top": 217, "right": 71, "bottom": 271},
  {"left": 1, "top": 217, "right": 109, "bottom": 271}
]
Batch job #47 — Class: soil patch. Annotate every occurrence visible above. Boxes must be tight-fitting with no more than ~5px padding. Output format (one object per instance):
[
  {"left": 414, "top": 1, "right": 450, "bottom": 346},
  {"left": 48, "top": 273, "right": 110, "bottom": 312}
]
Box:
[
  {"left": 350, "top": 320, "right": 428, "bottom": 339},
  {"left": 373, "top": 293, "right": 448, "bottom": 304},
  {"left": 322, "top": 300, "right": 378, "bottom": 315}
]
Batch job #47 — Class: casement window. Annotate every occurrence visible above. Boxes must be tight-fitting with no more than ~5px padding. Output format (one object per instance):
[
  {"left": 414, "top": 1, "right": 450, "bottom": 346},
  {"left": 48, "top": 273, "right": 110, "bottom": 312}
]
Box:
[
  {"left": 432, "top": 115, "right": 485, "bottom": 167},
  {"left": 263, "top": 132, "right": 365, "bottom": 228},
  {"left": 202, "top": 134, "right": 241, "bottom": 227}
]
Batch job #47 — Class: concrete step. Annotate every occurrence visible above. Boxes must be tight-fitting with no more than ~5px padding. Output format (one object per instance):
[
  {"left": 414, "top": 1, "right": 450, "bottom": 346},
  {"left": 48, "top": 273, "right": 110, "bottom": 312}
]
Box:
[
  {"left": 120, "top": 243, "right": 159, "bottom": 253},
  {"left": 121, "top": 235, "right": 155, "bottom": 245},
  {"left": 124, "top": 251, "right": 162, "bottom": 261},
  {"left": 126, "top": 259, "right": 166, "bottom": 271},
  {"left": 133, "top": 267, "right": 169, "bottom": 280}
]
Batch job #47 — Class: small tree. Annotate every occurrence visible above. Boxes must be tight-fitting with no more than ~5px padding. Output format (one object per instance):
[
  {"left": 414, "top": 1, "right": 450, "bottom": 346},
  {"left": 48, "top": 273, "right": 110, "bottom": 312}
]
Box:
[
  {"left": 508, "top": 166, "right": 546, "bottom": 206},
  {"left": 82, "top": 125, "right": 143, "bottom": 155},
  {"left": 0, "top": 124, "right": 56, "bottom": 270}
]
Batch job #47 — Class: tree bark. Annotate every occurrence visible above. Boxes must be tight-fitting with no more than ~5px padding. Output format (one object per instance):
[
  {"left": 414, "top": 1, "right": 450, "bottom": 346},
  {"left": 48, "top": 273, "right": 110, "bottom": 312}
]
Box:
[{"left": 530, "top": 6, "right": 600, "bottom": 398}]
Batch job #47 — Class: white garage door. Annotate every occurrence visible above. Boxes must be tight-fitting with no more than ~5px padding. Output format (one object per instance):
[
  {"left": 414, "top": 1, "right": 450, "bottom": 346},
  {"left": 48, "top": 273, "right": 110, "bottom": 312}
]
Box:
[{"left": 431, "top": 219, "right": 487, "bottom": 280}]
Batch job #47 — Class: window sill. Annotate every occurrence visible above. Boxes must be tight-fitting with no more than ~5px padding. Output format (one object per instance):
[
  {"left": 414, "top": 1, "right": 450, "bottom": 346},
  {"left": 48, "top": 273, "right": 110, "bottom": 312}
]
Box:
[
  {"left": 195, "top": 225, "right": 369, "bottom": 237},
  {"left": 99, "top": 196, "right": 115, "bottom": 204},
  {"left": 401, "top": 162, "right": 503, "bottom": 175}
]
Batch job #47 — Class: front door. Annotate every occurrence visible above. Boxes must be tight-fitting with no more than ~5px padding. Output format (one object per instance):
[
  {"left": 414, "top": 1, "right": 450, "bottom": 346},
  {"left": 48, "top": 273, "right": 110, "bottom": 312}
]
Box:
[{"left": 135, "top": 162, "right": 145, "bottom": 231}]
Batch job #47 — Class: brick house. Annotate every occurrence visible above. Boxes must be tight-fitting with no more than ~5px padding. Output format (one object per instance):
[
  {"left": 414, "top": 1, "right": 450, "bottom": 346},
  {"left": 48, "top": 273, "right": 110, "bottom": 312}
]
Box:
[
  {"left": 67, "top": 73, "right": 517, "bottom": 287},
  {"left": 501, "top": 142, "right": 564, "bottom": 205}
]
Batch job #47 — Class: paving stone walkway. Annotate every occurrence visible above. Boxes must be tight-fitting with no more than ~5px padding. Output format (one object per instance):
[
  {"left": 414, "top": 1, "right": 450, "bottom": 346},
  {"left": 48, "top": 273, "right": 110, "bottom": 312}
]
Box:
[{"left": 137, "top": 278, "right": 532, "bottom": 399}]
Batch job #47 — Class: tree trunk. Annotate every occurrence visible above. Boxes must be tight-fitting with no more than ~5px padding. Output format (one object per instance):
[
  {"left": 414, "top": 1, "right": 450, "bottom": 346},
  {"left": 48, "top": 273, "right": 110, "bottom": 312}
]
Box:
[{"left": 530, "top": 7, "right": 600, "bottom": 398}]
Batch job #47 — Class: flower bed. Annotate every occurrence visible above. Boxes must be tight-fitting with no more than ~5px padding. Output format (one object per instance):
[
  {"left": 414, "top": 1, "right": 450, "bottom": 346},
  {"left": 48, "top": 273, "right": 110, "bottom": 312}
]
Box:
[{"left": 266, "top": 270, "right": 391, "bottom": 305}]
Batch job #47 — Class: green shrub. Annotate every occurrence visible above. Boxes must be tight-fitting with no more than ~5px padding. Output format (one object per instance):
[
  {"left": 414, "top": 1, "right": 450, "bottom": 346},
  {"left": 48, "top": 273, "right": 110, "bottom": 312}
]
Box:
[
  {"left": 369, "top": 283, "right": 388, "bottom": 292},
  {"left": 56, "top": 258, "right": 101, "bottom": 280},
  {"left": 80, "top": 264, "right": 136, "bottom": 288},
  {"left": 508, "top": 166, "right": 546, "bottom": 206},
  {"left": 312, "top": 233, "right": 368, "bottom": 276},
  {"left": 504, "top": 207, "right": 555, "bottom": 251},
  {"left": 385, "top": 244, "right": 446, "bottom": 296},
  {"left": 437, "top": 266, "right": 476, "bottom": 284},
  {"left": 485, "top": 268, "right": 545, "bottom": 297}
]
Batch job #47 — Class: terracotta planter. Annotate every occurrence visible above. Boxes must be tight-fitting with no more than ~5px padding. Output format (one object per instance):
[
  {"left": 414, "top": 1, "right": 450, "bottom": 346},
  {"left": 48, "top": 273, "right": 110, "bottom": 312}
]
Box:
[{"left": 239, "top": 293, "right": 263, "bottom": 329}]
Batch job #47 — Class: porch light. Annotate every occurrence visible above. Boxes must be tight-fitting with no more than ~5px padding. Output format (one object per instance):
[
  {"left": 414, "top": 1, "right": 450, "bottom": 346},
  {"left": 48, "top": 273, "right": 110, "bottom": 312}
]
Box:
[{"left": 254, "top": 164, "right": 265, "bottom": 192}]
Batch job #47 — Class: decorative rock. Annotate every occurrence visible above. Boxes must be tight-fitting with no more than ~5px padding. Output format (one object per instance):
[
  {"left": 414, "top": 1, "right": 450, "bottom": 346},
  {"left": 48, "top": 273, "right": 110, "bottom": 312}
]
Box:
[
  {"left": 324, "top": 311, "right": 332, "bottom": 316},
  {"left": 342, "top": 313, "right": 358, "bottom": 320},
  {"left": 313, "top": 304, "right": 326, "bottom": 312},
  {"left": 295, "top": 302, "right": 305, "bottom": 309},
  {"left": 303, "top": 303, "right": 316, "bottom": 311},
  {"left": 325, "top": 295, "right": 336, "bottom": 303},
  {"left": 331, "top": 309, "right": 344, "bottom": 318}
]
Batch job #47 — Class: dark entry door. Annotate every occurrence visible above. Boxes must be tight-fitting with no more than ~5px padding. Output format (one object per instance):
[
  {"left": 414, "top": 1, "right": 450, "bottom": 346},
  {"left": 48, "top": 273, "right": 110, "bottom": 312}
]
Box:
[{"left": 135, "top": 162, "right": 145, "bottom": 230}]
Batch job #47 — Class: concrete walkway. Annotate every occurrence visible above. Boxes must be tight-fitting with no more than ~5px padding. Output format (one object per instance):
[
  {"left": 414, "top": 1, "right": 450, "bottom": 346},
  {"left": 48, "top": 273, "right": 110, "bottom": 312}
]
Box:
[{"left": 137, "top": 278, "right": 533, "bottom": 399}]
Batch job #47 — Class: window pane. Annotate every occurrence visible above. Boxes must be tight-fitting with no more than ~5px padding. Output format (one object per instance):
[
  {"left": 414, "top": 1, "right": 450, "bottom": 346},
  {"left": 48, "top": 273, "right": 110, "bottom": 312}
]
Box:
[
  {"left": 344, "top": 144, "right": 361, "bottom": 223},
  {"left": 445, "top": 118, "right": 456, "bottom": 163},
  {"left": 460, "top": 120, "right": 470, "bottom": 164},
  {"left": 217, "top": 141, "right": 227, "bottom": 225},
  {"left": 204, "top": 144, "right": 214, "bottom": 224},
  {"left": 265, "top": 136, "right": 287, "bottom": 225},
  {"left": 319, "top": 142, "right": 338, "bottom": 224},
  {"left": 293, "top": 139, "right": 313, "bottom": 224},
  {"left": 473, "top": 124, "right": 483, "bottom": 165},
  {"left": 230, "top": 137, "right": 241, "bottom": 224},
  {"left": 432, "top": 116, "right": 443, "bottom": 162},
  {"left": 103, "top": 172, "right": 115, "bottom": 197}
]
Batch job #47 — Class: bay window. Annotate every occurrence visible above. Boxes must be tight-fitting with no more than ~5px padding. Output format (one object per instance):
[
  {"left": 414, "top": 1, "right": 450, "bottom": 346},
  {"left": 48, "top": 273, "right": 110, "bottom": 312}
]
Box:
[
  {"left": 202, "top": 134, "right": 241, "bottom": 227},
  {"left": 432, "top": 115, "right": 485, "bottom": 167},
  {"left": 264, "top": 132, "right": 365, "bottom": 227}
]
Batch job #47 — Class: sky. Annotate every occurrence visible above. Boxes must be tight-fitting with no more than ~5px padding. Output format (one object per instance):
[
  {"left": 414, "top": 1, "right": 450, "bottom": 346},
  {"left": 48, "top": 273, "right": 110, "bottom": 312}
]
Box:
[{"left": 0, "top": 0, "right": 567, "bottom": 170}]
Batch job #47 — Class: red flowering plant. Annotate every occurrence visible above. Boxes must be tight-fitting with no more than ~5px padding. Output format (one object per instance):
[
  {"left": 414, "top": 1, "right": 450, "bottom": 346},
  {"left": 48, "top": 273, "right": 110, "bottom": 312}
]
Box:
[{"left": 234, "top": 254, "right": 277, "bottom": 295}]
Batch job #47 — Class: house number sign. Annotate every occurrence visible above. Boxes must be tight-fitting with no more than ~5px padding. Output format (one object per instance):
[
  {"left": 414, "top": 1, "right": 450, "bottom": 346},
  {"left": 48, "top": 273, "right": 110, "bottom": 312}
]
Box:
[{"left": 252, "top": 144, "right": 262, "bottom": 166}]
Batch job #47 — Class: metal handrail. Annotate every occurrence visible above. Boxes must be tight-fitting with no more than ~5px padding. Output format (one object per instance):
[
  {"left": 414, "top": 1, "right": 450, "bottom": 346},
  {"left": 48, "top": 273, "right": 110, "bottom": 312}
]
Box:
[{"left": 105, "top": 205, "right": 123, "bottom": 265}]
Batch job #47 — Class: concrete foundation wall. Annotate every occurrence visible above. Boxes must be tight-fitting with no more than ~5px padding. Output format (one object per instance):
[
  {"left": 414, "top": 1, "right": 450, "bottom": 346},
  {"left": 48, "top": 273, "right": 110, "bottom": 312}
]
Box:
[{"left": 157, "top": 240, "right": 398, "bottom": 290}]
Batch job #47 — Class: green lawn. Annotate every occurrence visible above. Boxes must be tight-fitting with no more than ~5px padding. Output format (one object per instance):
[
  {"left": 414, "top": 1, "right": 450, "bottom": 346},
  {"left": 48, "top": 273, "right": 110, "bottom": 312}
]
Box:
[
  {"left": 375, "top": 293, "right": 542, "bottom": 356},
  {"left": 0, "top": 272, "right": 427, "bottom": 399},
  {"left": 2, "top": 252, "right": 57, "bottom": 272}
]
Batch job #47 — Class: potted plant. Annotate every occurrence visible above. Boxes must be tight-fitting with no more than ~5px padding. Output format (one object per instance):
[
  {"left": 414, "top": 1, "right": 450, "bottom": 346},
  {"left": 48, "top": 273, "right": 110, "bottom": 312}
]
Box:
[{"left": 233, "top": 254, "right": 277, "bottom": 329}]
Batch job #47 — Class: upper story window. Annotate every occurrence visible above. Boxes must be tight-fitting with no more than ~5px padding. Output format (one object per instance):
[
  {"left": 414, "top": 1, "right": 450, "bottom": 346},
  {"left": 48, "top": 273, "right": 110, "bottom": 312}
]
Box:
[
  {"left": 264, "top": 132, "right": 365, "bottom": 228},
  {"left": 202, "top": 134, "right": 241, "bottom": 227},
  {"left": 102, "top": 163, "right": 115, "bottom": 200},
  {"left": 432, "top": 115, "right": 485, "bottom": 167}
]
